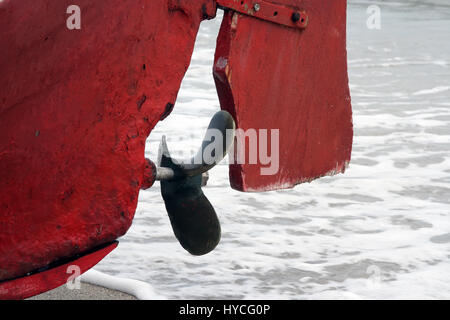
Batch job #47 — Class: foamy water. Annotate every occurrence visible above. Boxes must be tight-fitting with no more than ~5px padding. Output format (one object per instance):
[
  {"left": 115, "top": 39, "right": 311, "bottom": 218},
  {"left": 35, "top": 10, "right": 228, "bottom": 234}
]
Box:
[{"left": 91, "top": 1, "right": 450, "bottom": 299}]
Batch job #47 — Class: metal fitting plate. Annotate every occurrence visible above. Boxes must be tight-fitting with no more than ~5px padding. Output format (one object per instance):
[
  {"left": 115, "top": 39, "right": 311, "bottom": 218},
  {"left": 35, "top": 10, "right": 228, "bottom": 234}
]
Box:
[{"left": 217, "top": 0, "right": 308, "bottom": 29}]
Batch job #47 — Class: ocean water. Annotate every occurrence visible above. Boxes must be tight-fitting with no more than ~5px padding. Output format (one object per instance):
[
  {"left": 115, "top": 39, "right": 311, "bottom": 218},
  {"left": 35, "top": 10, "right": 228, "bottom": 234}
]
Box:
[{"left": 92, "top": 1, "right": 450, "bottom": 299}]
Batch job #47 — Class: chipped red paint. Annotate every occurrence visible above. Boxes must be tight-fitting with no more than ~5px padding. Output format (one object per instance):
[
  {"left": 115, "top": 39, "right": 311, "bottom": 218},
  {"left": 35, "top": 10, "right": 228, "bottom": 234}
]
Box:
[
  {"left": 214, "top": 0, "right": 353, "bottom": 191},
  {"left": 0, "top": 242, "right": 117, "bottom": 300},
  {"left": 0, "top": 0, "right": 215, "bottom": 286}
]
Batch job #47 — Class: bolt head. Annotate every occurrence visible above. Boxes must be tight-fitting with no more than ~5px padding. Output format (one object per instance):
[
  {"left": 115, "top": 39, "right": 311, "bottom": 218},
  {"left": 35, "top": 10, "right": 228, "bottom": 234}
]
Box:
[
  {"left": 292, "top": 12, "right": 301, "bottom": 23},
  {"left": 254, "top": 3, "right": 261, "bottom": 12}
]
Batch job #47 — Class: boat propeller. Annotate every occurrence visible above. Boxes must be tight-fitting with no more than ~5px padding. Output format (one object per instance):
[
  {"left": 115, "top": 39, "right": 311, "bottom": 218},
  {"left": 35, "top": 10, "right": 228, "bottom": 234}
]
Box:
[{"left": 144, "top": 111, "right": 235, "bottom": 255}]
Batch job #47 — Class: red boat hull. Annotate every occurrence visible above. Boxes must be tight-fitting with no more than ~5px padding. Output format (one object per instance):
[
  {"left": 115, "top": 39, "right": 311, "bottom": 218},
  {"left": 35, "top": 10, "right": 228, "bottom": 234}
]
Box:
[
  {"left": 0, "top": 242, "right": 117, "bottom": 300},
  {"left": 0, "top": 0, "right": 215, "bottom": 283}
]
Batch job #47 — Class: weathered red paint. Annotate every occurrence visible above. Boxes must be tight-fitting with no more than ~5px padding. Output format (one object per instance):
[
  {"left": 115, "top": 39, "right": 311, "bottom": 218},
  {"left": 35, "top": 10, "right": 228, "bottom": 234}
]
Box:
[
  {"left": 0, "top": 0, "right": 215, "bottom": 284},
  {"left": 214, "top": 0, "right": 353, "bottom": 191},
  {"left": 0, "top": 242, "right": 117, "bottom": 300}
]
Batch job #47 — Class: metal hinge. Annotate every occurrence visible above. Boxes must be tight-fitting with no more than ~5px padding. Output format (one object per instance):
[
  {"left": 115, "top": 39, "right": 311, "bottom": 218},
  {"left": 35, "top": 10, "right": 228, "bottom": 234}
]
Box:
[{"left": 217, "top": 0, "right": 308, "bottom": 29}]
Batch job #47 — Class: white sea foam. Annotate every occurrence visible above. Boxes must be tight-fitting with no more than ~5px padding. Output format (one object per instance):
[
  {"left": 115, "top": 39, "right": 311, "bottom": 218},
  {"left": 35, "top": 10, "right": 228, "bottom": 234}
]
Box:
[
  {"left": 413, "top": 86, "right": 450, "bottom": 96},
  {"left": 82, "top": 270, "right": 165, "bottom": 300}
]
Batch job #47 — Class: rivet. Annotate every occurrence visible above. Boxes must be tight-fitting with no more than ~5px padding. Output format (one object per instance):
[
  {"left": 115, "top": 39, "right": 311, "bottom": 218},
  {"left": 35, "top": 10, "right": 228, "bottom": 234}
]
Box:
[{"left": 254, "top": 3, "right": 261, "bottom": 12}]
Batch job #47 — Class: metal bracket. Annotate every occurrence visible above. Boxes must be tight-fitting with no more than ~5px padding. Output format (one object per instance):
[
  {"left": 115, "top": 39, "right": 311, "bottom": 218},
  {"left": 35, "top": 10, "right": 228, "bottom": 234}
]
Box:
[{"left": 217, "top": 0, "right": 308, "bottom": 29}]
